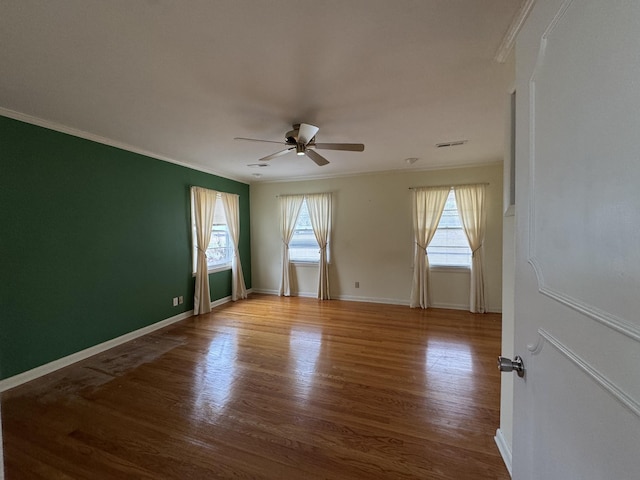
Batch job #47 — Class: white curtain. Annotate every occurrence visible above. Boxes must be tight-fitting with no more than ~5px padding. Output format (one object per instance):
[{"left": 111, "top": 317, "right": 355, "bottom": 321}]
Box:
[
  {"left": 410, "top": 186, "right": 450, "bottom": 309},
  {"left": 306, "top": 193, "right": 332, "bottom": 300},
  {"left": 279, "top": 195, "right": 304, "bottom": 296},
  {"left": 192, "top": 186, "right": 217, "bottom": 315},
  {"left": 221, "top": 192, "right": 247, "bottom": 301},
  {"left": 455, "top": 184, "right": 487, "bottom": 313}
]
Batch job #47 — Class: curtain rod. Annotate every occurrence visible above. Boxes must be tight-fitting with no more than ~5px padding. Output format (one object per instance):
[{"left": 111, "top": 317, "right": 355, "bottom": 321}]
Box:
[
  {"left": 408, "top": 182, "right": 489, "bottom": 190},
  {"left": 275, "top": 192, "right": 334, "bottom": 198},
  {"left": 190, "top": 186, "right": 239, "bottom": 196}
]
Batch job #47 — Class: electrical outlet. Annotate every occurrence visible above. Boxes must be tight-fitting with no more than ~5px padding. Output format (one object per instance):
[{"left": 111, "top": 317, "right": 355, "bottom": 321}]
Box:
[
  {"left": 178, "top": 296, "right": 184, "bottom": 304},
  {"left": 355, "top": 281, "right": 360, "bottom": 288},
  {"left": 172, "top": 297, "right": 178, "bottom": 307}
]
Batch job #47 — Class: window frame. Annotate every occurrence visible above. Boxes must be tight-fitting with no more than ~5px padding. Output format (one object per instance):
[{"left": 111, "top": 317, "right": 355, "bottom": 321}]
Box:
[
  {"left": 426, "top": 189, "right": 472, "bottom": 269},
  {"left": 289, "top": 198, "right": 322, "bottom": 265},
  {"left": 191, "top": 192, "right": 233, "bottom": 275}
]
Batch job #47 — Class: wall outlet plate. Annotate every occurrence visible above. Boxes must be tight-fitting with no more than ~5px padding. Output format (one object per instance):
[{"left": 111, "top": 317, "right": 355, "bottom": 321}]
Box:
[
  {"left": 178, "top": 296, "right": 184, "bottom": 304},
  {"left": 172, "top": 297, "right": 178, "bottom": 307}
]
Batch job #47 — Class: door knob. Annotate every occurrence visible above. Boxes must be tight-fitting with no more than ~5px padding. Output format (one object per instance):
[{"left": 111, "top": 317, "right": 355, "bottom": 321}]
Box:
[{"left": 498, "top": 355, "right": 525, "bottom": 377}]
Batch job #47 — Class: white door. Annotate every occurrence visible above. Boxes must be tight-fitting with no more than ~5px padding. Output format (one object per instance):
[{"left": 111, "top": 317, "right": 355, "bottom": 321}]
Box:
[{"left": 511, "top": 0, "right": 640, "bottom": 478}]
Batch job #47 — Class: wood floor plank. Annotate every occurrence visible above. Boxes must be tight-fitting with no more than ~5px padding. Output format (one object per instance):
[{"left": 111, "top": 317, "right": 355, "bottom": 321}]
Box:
[{"left": 2, "top": 295, "right": 509, "bottom": 479}]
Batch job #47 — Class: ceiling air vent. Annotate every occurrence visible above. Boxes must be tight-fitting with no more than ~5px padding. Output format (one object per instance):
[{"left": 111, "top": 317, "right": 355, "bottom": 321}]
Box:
[{"left": 436, "top": 140, "right": 467, "bottom": 148}]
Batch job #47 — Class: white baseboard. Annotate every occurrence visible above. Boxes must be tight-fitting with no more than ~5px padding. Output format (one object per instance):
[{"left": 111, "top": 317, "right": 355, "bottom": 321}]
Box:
[
  {"left": 0, "top": 293, "right": 245, "bottom": 392},
  {"left": 0, "top": 292, "right": 246, "bottom": 392},
  {"left": 0, "top": 309, "right": 195, "bottom": 392},
  {"left": 251, "top": 289, "right": 409, "bottom": 305},
  {"left": 251, "top": 288, "right": 279, "bottom": 296},
  {"left": 332, "top": 294, "right": 409, "bottom": 306},
  {"left": 494, "top": 428, "right": 513, "bottom": 477},
  {"left": 211, "top": 295, "right": 232, "bottom": 308},
  {"left": 250, "top": 289, "right": 505, "bottom": 312},
  {"left": 251, "top": 288, "right": 321, "bottom": 298},
  {"left": 3, "top": 299, "right": 226, "bottom": 392},
  {"left": 430, "top": 302, "right": 469, "bottom": 311}
]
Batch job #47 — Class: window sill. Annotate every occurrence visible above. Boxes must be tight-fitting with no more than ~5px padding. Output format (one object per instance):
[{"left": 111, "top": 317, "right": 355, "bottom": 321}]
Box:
[
  {"left": 192, "top": 264, "right": 232, "bottom": 277},
  {"left": 429, "top": 265, "right": 470, "bottom": 273},
  {"left": 290, "top": 261, "right": 319, "bottom": 267}
]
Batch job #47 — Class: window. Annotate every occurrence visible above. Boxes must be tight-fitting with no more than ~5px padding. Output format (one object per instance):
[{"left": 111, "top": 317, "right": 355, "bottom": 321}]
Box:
[
  {"left": 427, "top": 189, "right": 471, "bottom": 267},
  {"left": 192, "top": 193, "right": 232, "bottom": 273},
  {"left": 289, "top": 199, "right": 320, "bottom": 262}
]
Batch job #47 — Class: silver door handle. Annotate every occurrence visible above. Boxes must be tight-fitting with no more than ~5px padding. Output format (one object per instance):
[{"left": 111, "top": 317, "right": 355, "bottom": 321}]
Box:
[{"left": 498, "top": 355, "right": 525, "bottom": 377}]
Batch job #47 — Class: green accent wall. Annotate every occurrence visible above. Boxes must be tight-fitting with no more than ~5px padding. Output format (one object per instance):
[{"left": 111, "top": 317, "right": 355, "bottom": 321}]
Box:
[{"left": 0, "top": 115, "right": 251, "bottom": 380}]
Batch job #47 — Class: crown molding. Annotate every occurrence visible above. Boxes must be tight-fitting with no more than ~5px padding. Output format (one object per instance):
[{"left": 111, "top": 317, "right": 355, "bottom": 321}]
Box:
[
  {"left": 494, "top": 0, "right": 536, "bottom": 63},
  {"left": 0, "top": 107, "right": 249, "bottom": 185},
  {"left": 252, "top": 160, "right": 502, "bottom": 185}
]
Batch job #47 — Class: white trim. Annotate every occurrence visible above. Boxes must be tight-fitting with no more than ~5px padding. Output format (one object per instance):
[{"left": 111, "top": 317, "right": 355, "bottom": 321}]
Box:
[
  {"left": 429, "top": 302, "right": 470, "bottom": 311},
  {"left": 251, "top": 288, "right": 281, "bottom": 296},
  {"left": 290, "top": 261, "right": 320, "bottom": 267},
  {"left": 429, "top": 265, "right": 471, "bottom": 273},
  {"left": 494, "top": 0, "right": 536, "bottom": 63},
  {"left": 333, "top": 294, "right": 409, "bottom": 306},
  {"left": 428, "top": 302, "right": 501, "bottom": 313},
  {"left": 0, "top": 291, "right": 244, "bottom": 392},
  {"left": 191, "top": 264, "right": 233, "bottom": 278},
  {"left": 251, "top": 289, "right": 409, "bottom": 305},
  {"left": 526, "top": 0, "right": 640, "bottom": 344},
  {"left": 538, "top": 286, "right": 640, "bottom": 342},
  {"left": 494, "top": 428, "right": 513, "bottom": 477},
  {"left": 254, "top": 160, "right": 504, "bottom": 185},
  {"left": 0, "top": 108, "right": 248, "bottom": 185},
  {"left": 528, "top": 329, "right": 640, "bottom": 418},
  {"left": 210, "top": 295, "right": 232, "bottom": 308},
  {"left": 0, "top": 309, "right": 194, "bottom": 392},
  {"left": 208, "top": 290, "right": 253, "bottom": 307},
  {"left": 249, "top": 289, "right": 502, "bottom": 312},
  {"left": 1, "top": 108, "right": 500, "bottom": 187}
]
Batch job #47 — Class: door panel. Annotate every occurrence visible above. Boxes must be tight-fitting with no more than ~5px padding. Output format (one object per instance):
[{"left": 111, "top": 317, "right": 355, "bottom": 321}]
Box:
[
  {"left": 513, "top": 0, "right": 640, "bottom": 478},
  {"left": 529, "top": 331, "right": 640, "bottom": 479},
  {"left": 529, "top": 0, "right": 640, "bottom": 332}
]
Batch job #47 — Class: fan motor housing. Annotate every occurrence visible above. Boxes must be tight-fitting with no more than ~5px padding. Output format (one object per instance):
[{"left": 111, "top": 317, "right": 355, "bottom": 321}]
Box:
[{"left": 285, "top": 125, "right": 300, "bottom": 144}]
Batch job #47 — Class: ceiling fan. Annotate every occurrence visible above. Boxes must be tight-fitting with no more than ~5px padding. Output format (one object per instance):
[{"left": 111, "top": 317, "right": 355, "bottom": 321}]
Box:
[{"left": 234, "top": 123, "right": 365, "bottom": 166}]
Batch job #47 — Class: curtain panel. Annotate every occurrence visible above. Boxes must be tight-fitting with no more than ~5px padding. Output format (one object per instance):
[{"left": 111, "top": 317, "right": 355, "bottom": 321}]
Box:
[
  {"left": 278, "top": 194, "right": 304, "bottom": 296},
  {"left": 192, "top": 186, "right": 218, "bottom": 315},
  {"left": 454, "top": 184, "right": 487, "bottom": 313},
  {"left": 409, "top": 186, "right": 450, "bottom": 309},
  {"left": 221, "top": 192, "right": 248, "bottom": 301},
  {"left": 306, "top": 192, "right": 332, "bottom": 300}
]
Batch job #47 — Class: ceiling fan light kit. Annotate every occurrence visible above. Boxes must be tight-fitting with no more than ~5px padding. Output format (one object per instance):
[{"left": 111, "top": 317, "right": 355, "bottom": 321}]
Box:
[{"left": 235, "top": 123, "right": 365, "bottom": 167}]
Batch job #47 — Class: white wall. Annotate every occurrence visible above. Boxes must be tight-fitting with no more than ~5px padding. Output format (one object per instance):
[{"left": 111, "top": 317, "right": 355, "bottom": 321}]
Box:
[{"left": 250, "top": 163, "right": 503, "bottom": 311}]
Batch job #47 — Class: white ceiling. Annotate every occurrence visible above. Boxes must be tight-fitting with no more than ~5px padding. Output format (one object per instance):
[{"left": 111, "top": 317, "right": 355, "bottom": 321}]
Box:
[{"left": 0, "top": 0, "right": 522, "bottom": 184}]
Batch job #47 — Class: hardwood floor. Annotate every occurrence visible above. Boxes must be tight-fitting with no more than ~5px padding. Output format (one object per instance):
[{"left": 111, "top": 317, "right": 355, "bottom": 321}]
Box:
[{"left": 2, "top": 295, "right": 509, "bottom": 479}]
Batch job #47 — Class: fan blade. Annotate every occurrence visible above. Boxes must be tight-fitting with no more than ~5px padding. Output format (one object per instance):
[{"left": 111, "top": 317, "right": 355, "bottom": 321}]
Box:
[
  {"left": 305, "top": 149, "right": 330, "bottom": 166},
  {"left": 260, "top": 148, "right": 294, "bottom": 162},
  {"left": 297, "top": 123, "right": 320, "bottom": 146},
  {"left": 314, "top": 143, "right": 365, "bottom": 152},
  {"left": 234, "top": 137, "right": 287, "bottom": 145}
]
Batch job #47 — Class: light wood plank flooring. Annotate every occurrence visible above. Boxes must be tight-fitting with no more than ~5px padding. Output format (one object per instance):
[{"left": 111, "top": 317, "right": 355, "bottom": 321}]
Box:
[{"left": 2, "top": 294, "right": 509, "bottom": 479}]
